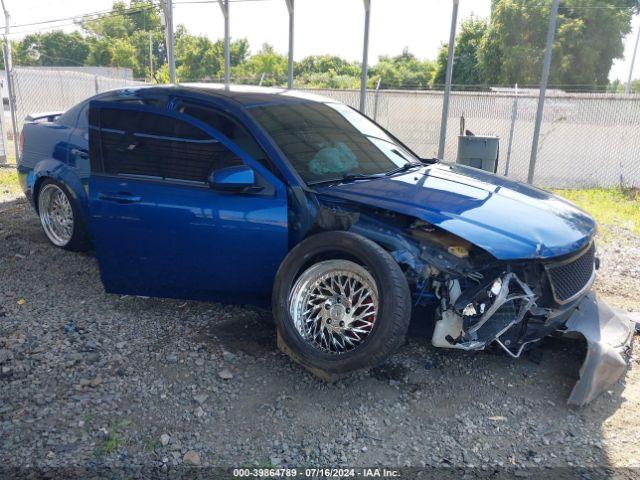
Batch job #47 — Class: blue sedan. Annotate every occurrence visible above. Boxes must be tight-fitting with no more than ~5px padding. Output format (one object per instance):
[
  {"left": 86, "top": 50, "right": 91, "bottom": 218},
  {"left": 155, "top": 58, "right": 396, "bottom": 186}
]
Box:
[{"left": 17, "top": 85, "right": 634, "bottom": 405}]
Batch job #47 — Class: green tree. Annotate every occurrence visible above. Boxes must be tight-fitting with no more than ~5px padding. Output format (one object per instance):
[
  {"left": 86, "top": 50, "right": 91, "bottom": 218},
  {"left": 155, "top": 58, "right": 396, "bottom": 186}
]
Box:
[
  {"left": 295, "top": 55, "right": 361, "bottom": 77},
  {"left": 12, "top": 31, "right": 89, "bottom": 66},
  {"left": 109, "top": 38, "right": 139, "bottom": 70},
  {"left": 83, "top": 0, "right": 160, "bottom": 38},
  {"left": 85, "top": 37, "right": 140, "bottom": 73},
  {"left": 128, "top": 29, "right": 166, "bottom": 82},
  {"left": 609, "top": 78, "right": 640, "bottom": 93},
  {"left": 174, "top": 27, "right": 219, "bottom": 81},
  {"left": 368, "top": 48, "right": 434, "bottom": 89},
  {"left": 293, "top": 54, "right": 361, "bottom": 88},
  {"left": 83, "top": 0, "right": 162, "bottom": 78},
  {"left": 232, "top": 43, "right": 288, "bottom": 85},
  {"left": 478, "top": 0, "right": 640, "bottom": 90},
  {"left": 431, "top": 17, "right": 488, "bottom": 88},
  {"left": 174, "top": 25, "right": 250, "bottom": 81}
]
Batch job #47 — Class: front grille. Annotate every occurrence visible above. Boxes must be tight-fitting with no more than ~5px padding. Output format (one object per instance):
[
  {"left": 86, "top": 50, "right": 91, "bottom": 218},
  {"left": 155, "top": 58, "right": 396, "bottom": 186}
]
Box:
[{"left": 545, "top": 242, "right": 596, "bottom": 304}]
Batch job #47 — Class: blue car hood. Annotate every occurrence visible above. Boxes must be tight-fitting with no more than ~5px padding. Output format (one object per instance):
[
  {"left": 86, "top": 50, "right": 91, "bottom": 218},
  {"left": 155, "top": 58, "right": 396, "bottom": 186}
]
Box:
[{"left": 315, "top": 163, "right": 596, "bottom": 261}]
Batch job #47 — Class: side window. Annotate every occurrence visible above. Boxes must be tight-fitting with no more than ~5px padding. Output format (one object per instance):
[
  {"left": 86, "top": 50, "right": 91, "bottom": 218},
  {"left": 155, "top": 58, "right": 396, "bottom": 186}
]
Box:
[
  {"left": 177, "top": 101, "right": 276, "bottom": 173},
  {"left": 92, "top": 107, "right": 244, "bottom": 183}
]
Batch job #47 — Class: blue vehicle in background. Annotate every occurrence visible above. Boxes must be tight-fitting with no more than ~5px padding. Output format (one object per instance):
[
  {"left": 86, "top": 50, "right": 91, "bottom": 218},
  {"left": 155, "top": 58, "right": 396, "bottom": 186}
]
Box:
[{"left": 17, "top": 84, "right": 634, "bottom": 405}]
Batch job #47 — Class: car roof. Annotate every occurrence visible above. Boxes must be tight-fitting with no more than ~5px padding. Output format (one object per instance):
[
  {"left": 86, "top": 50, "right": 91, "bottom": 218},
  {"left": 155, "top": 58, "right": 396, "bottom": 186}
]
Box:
[{"left": 120, "top": 83, "right": 335, "bottom": 108}]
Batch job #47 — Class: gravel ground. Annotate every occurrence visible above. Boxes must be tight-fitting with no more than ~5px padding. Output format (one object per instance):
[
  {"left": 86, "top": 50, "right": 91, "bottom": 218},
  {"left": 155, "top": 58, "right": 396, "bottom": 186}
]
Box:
[{"left": 1, "top": 195, "right": 640, "bottom": 476}]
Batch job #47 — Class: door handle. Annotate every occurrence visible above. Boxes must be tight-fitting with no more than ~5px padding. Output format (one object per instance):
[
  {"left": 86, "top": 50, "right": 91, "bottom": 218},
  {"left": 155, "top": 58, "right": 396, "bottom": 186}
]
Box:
[
  {"left": 71, "top": 148, "right": 89, "bottom": 159},
  {"left": 98, "top": 192, "right": 142, "bottom": 204}
]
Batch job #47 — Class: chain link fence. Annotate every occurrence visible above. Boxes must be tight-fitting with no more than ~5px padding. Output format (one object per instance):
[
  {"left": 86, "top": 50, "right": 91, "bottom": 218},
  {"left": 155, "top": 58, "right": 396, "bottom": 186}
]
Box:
[
  {"left": 1, "top": 68, "right": 144, "bottom": 164},
  {"left": 0, "top": 77, "right": 9, "bottom": 163},
  {"left": 304, "top": 87, "right": 640, "bottom": 188},
  {"left": 2, "top": 69, "right": 639, "bottom": 188}
]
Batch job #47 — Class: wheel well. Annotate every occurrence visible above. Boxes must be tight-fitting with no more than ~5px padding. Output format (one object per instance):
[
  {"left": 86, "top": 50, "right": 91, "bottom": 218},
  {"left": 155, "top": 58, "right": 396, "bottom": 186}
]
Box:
[
  {"left": 32, "top": 176, "right": 49, "bottom": 213},
  {"left": 299, "top": 249, "right": 362, "bottom": 274},
  {"left": 291, "top": 234, "right": 375, "bottom": 286}
]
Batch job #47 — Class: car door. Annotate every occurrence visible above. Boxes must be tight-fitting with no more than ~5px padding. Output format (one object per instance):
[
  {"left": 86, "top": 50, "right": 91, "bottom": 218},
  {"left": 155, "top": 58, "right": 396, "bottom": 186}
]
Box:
[{"left": 87, "top": 100, "right": 288, "bottom": 304}]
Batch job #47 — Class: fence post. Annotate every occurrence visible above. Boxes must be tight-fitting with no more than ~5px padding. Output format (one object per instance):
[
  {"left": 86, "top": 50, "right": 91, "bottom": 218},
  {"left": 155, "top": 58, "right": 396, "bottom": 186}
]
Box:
[
  {"left": 372, "top": 78, "right": 381, "bottom": 122},
  {"left": 359, "top": 0, "right": 371, "bottom": 113},
  {"left": 1, "top": 0, "right": 19, "bottom": 163},
  {"left": 218, "top": 0, "right": 230, "bottom": 90},
  {"left": 149, "top": 31, "right": 154, "bottom": 83},
  {"left": 161, "top": 0, "right": 176, "bottom": 83},
  {"left": 0, "top": 78, "right": 7, "bottom": 164},
  {"left": 503, "top": 84, "right": 519, "bottom": 176},
  {"left": 626, "top": 21, "right": 639, "bottom": 94},
  {"left": 2, "top": 48, "right": 19, "bottom": 165},
  {"left": 437, "top": 0, "right": 459, "bottom": 159},
  {"left": 527, "top": 0, "right": 559, "bottom": 184},
  {"left": 285, "top": 0, "right": 294, "bottom": 89},
  {"left": 94, "top": 75, "right": 99, "bottom": 94}
]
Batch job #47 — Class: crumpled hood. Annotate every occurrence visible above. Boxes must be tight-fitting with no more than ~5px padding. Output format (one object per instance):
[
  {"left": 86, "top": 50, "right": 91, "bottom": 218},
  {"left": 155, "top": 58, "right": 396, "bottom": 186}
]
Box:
[{"left": 315, "top": 163, "right": 596, "bottom": 260}]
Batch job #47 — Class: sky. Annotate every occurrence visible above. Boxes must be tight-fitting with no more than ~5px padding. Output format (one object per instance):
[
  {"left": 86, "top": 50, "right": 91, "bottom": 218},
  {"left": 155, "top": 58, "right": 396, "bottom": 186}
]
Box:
[{"left": 3, "top": 0, "right": 639, "bottom": 82}]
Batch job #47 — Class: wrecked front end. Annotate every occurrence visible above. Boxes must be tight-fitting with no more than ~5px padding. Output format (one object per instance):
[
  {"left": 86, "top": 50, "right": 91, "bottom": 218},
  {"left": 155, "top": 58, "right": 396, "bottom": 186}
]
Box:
[{"left": 343, "top": 208, "right": 634, "bottom": 406}]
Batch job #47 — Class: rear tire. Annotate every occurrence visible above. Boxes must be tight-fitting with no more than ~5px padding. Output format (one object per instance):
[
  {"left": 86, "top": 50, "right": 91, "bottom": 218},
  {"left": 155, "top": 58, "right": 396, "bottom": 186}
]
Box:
[
  {"left": 37, "top": 179, "right": 89, "bottom": 251},
  {"left": 272, "top": 231, "right": 411, "bottom": 377}
]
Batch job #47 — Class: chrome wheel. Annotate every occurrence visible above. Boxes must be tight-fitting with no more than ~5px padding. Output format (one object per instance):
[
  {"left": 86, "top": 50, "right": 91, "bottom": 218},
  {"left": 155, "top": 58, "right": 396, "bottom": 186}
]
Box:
[
  {"left": 38, "top": 183, "right": 74, "bottom": 247},
  {"left": 289, "top": 260, "right": 379, "bottom": 354}
]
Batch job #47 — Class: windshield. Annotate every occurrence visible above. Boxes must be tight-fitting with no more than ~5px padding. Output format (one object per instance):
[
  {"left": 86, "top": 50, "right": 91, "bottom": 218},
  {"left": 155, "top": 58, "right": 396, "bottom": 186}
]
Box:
[{"left": 249, "top": 102, "right": 419, "bottom": 185}]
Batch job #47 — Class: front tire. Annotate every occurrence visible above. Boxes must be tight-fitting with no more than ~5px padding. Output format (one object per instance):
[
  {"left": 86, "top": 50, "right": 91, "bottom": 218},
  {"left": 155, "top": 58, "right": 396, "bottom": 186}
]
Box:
[
  {"left": 37, "top": 179, "right": 89, "bottom": 251},
  {"left": 272, "top": 231, "right": 411, "bottom": 377}
]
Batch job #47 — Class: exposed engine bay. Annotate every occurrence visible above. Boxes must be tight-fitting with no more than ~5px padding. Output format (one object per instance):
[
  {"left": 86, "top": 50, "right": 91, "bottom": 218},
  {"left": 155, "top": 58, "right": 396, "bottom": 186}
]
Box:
[
  {"left": 405, "top": 219, "right": 597, "bottom": 357},
  {"left": 316, "top": 202, "right": 635, "bottom": 405}
]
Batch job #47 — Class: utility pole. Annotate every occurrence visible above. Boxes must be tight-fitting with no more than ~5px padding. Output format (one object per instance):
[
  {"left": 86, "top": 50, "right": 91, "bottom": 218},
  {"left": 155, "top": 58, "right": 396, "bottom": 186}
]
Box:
[
  {"left": 1, "top": 0, "right": 19, "bottom": 162},
  {"left": 625, "top": 18, "right": 639, "bottom": 94},
  {"left": 437, "top": 0, "right": 459, "bottom": 160},
  {"left": 218, "top": 0, "right": 230, "bottom": 90},
  {"left": 161, "top": 0, "right": 176, "bottom": 83},
  {"left": 359, "top": 0, "right": 371, "bottom": 113},
  {"left": 285, "top": 0, "right": 294, "bottom": 89},
  {"left": 527, "top": 0, "right": 560, "bottom": 184},
  {"left": 149, "top": 31, "right": 154, "bottom": 83}
]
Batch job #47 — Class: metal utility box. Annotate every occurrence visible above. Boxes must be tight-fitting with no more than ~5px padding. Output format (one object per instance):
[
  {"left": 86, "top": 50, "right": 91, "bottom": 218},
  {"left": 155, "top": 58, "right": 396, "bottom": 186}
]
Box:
[{"left": 456, "top": 135, "right": 499, "bottom": 173}]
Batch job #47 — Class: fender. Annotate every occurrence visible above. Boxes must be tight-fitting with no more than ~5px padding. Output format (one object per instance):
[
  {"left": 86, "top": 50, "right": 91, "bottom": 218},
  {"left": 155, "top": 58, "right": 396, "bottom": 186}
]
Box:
[{"left": 30, "top": 158, "right": 90, "bottom": 225}]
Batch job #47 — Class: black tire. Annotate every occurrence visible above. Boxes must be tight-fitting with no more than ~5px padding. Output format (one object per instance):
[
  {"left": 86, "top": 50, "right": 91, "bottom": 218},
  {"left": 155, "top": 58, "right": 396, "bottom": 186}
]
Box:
[
  {"left": 36, "top": 179, "right": 90, "bottom": 252},
  {"left": 272, "top": 231, "right": 411, "bottom": 377}
]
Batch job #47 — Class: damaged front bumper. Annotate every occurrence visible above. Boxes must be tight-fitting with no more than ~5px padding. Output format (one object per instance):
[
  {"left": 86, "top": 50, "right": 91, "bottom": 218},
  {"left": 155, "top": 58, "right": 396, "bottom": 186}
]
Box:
[
  {"left": 562, "top": 291, "right": 635, "bottom": 406},
  {"left": 431, "top": 269, "right": 635, "bottom": 405}
]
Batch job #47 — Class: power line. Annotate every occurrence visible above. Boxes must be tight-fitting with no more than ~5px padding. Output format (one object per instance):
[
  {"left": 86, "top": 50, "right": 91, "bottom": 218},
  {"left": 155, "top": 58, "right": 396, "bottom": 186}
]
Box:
[
  {"left": 5, "top": 3, "right": 157, "bottom": 30},
  {"left": 1, "top": 0, "right": 275, "bottom": 36}
]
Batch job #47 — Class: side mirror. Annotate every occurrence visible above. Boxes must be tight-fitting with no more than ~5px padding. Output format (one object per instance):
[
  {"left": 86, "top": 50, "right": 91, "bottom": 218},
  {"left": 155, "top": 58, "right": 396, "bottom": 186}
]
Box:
[{"left": 208, "top": 165, "right": 256, "bottom": 192}]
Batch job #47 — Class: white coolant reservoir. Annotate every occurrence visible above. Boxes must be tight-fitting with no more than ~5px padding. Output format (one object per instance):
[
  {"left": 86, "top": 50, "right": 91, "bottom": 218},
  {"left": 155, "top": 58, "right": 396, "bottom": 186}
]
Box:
[
  {"left": 431, "top": 280, "right": 467, "bottom": 349},
  {"left": 432, "top": 310, "right": 466, "bottom": 349}
]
